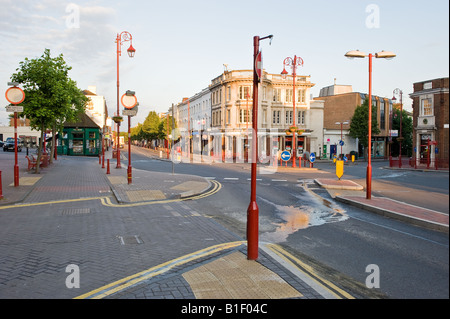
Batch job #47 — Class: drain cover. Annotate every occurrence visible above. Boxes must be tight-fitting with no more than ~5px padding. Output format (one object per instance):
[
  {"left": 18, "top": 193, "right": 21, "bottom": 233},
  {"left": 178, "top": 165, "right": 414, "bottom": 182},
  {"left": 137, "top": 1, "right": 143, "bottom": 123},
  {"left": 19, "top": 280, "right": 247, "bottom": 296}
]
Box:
[
  {"left": 61, "top": 208, "right": 91, "bottom": 216},
  {"left": 118, "top": 235, "right": 144, "bottom": 245}
]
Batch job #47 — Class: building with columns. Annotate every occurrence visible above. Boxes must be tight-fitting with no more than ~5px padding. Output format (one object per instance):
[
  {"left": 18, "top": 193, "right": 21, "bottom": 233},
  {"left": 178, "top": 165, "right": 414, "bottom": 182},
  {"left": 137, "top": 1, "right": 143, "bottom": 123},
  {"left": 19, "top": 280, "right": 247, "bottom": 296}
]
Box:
[{"left": 174, "top": 69, "right": 323, "bottom": 162}]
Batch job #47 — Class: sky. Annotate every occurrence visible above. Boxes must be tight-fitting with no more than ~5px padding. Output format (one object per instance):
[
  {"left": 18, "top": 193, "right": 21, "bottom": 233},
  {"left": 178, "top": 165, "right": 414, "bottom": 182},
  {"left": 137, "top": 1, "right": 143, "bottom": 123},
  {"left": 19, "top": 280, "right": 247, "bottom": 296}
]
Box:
[{"left": 1, "top": 0, "right": 448, "bottom": 127}]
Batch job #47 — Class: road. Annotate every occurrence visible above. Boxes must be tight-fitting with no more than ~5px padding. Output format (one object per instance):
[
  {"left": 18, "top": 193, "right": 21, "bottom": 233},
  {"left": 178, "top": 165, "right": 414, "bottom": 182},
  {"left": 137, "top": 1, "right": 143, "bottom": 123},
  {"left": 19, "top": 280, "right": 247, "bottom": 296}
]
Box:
[{"left": 129, "top": 147, "right": 449, "bottom": 299}]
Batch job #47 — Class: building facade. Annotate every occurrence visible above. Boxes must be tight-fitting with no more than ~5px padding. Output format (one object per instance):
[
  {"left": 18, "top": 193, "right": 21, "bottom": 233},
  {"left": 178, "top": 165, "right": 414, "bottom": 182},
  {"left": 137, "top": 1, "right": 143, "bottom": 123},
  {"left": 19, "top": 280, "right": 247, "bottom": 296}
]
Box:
[
  {"left": 315, "top": 84, "right": 393, "bottom": 159},
  {"left": 409, "top": 77, "right": 449, "bottom": 168},
  {"left": 205, "top": 69, "right": 322, "bottom": 162}
]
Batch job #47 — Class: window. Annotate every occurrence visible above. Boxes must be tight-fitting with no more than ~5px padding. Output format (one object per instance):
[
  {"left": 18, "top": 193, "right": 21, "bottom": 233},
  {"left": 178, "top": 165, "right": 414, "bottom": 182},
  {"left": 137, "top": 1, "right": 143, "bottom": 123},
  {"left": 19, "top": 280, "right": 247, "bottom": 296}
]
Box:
[
  {"left": 226, "top": 109, "right": 231, "bottom": 124},
  {"left": 380, "top": 99, "right": 385, "bottom": 129},
  {"left": 239, "top": 86, "right": 251, "bottom": 100},
  {"left": 298, "top": 111, "right": 305, "bottom": 125},
  {"left": 273, "top": 88, "right": 281, "bottom": 102},
  {"left": 263, "top": 86, "right": 267, "bottom": 101},
  {"left": 285, "top": 110, "right": 293, "bottom": 125},
  {"left": 421, "top": 98, "right": 433, "bottom": 116},
  {"left": 227, "top": 87, "right": 231, "bottom": 101},
  {"left": 272, "top": 110, "right": 281, "bottom": 124},
  {"left": 297, "top": 89, "right": 305, "bottom": 103},
  {"left": 286, "top": 89, "right": 293, "bottom": 103},
  {"left": 239, "top": 109, "right": 250, "bottom": 123}
]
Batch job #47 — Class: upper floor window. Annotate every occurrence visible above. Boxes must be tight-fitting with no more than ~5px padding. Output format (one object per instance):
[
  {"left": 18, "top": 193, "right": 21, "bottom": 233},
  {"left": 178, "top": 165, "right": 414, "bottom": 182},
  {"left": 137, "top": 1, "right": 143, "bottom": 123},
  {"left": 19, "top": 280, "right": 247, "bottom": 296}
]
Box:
[
  {"left": 285, "top": 89, "right": 293, "bottom": 103},
  {"left": 273, "top": 88, "right": 282, "bottom": 102},
  {"left": 421, "top": 98, "right": 433, "bottom": 116},
  {"left": 239, "top": 86, "right": 252, "bottom": 100}
]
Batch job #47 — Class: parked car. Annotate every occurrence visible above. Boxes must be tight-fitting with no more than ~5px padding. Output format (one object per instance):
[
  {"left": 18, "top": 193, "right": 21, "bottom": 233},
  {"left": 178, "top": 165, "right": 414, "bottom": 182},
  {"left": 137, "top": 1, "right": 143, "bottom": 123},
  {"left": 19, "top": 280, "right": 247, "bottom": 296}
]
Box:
[{"left": 2, "top": 137, "right": 22, "bottom": 152}]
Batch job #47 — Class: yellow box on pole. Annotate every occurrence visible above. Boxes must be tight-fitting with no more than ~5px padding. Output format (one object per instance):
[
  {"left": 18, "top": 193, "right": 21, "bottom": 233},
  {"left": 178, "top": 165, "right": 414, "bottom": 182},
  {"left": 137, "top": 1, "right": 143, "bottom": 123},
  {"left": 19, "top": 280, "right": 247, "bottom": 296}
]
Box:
[
  {"left": 351, "top": 155, "right": 355, "bottom": 163},
  {"left": 336, "top": 160, "right": 344, "bottom": 180}
]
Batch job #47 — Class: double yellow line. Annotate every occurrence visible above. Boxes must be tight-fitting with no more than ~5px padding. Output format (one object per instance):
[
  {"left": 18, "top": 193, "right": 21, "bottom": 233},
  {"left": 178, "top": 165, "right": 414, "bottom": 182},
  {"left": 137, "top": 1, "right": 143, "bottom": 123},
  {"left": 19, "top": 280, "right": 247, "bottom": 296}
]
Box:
[
  {"left": 266, "top": 243, "right": 354, "bottom": 299},
  {"left": 75, "top": 241, "right": 245, "bottom": 299},
  {"left": 0, "top": 180, "right": 222, "bottom": 210}
]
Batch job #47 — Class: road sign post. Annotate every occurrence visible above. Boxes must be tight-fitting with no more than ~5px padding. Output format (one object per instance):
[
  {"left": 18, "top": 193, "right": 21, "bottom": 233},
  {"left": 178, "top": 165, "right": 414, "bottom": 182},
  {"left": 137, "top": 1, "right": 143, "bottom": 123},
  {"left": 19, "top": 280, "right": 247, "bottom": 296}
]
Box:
[
  {"left": 121, "top": 91, "right": 138, "bottom": 185},
  {"left": 247, "top": 34, "right": 272, "bottom": 261},
  {"left": 309, "top": 152, "right": 315, "bottom": 168},
  {"left": 5, "top": 85, "right": 25, "bottom": 187}
]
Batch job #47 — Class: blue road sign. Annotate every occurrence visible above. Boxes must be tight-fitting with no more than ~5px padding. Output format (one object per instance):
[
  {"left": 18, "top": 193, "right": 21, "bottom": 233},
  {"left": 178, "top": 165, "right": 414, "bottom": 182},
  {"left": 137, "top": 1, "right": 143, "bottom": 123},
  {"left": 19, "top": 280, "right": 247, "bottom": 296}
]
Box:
[
  {"left": 343, "top": 156, "right": 348, "bottom": 162},
  {"left": 339, "top": 140, "right": 344, "bottom": 146},
  {"left": 309, "top": 152, "right": 316, "bottom": 163},
  {"left": 281, "top": 150, "right": 291, "bottom": 161}
]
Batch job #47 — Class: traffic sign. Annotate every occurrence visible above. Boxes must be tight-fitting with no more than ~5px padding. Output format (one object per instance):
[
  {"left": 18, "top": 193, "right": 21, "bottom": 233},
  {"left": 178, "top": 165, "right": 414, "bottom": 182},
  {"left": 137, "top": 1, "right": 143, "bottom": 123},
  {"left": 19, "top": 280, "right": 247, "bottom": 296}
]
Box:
[
  {"left": 255, "top": 51, "right": 262, "bottom": 82},
  {"left": 6, "top": 105, "right": 23, "bottom": 112},
  {"left": 339, "top": 140, "right": 344, "bottom": 146},
  {"left": 5, "top": 86, "right": 25, "bottom": 105},
  {"left": 309, "top": 152, "right": 316, "bottom": 163},
  {"left": 336, "top": 160, "right": 344, "bottom": 180},
  {"left": 280, "top": 150, "right": 291, "bottom": 161},
  {"left": 121, "top": 93, "right": 138, "bottom": 109},
  {"left": 343, "top": 156, "right": 348, "bottom": 162}
]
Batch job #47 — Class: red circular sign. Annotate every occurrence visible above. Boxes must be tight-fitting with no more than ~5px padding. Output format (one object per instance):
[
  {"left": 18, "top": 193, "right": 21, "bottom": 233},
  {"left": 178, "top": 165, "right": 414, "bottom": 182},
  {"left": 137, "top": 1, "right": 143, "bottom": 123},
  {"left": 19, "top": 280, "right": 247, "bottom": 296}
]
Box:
[
  {"left": 5, "top": 87, "right": 25, "bottom": 105},
  {"left": 121, "top": 94, "right": 137, "bottom": 109}
]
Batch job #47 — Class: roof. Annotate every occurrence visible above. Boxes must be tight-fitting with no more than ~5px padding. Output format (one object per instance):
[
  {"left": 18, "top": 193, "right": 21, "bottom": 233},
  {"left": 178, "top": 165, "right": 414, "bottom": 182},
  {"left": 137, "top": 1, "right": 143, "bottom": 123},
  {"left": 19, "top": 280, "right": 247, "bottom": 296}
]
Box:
[{"left": 63, "top": 112, "right": 100, "bottom": 129}]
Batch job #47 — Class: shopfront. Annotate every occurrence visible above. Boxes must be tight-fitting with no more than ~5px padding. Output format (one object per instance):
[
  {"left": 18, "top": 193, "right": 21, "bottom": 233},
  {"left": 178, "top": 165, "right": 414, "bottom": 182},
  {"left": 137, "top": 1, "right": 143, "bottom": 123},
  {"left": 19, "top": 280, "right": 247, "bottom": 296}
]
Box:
[{"left": 58, "top": 113, "right": 101, "bottom": 156}]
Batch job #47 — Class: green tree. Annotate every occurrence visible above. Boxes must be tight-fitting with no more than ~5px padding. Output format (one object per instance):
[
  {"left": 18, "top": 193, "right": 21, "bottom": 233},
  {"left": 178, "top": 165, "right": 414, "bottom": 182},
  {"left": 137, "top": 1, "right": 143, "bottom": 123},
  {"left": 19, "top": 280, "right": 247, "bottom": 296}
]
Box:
[
  {"left": 392, "top": 108, "right": 413, "bottom": 157},
  {"left": 142, "top": 111, "right": 161, "bottom": 141},
  {"left": 349, "top": 99, "right": 381, "bottom": 159},
  {"left": 10, "top": 49, "right": 88, "bottom": 172}
]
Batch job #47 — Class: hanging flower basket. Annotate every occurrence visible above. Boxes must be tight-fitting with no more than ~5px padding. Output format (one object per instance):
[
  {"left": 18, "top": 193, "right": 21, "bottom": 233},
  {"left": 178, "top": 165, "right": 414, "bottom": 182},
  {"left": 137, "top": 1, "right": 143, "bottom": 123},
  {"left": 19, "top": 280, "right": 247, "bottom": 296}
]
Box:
[
  {"left": 285, "top": 130, "right": 292, "bottom": 135},
  {"left": 289, "top": 126, "right": 298, "bottom": 132},
  {"left": 296, "top": 129, "right": 304, "bottom": 135},
  {"left": 112, "top": 116, "right": 123, "bottom": 123}
]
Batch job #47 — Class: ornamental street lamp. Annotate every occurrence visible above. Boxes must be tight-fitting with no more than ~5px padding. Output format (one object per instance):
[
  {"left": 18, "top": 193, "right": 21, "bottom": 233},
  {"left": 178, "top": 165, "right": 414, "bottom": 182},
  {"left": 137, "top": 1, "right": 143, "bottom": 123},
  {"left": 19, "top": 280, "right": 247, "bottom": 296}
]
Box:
[
  {"left": 345, "top": 49, "right": 396, "bottom": 199},
  {"left": 115, "top": 31, "right": 135, "bottom": 168},
  {"left": 392, "top": 88, "right": 403, "bottom": 168},
  {"left": 281, "top": 55, "right": 304, "bottom": 168}
]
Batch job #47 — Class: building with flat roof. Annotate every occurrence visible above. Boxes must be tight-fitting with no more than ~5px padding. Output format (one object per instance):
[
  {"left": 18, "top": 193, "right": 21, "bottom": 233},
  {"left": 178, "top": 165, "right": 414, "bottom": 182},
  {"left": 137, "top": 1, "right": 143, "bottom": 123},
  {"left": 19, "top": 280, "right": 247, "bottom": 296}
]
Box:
[{"left": 409, "top": 77, "right": 449, "bottom": 168}]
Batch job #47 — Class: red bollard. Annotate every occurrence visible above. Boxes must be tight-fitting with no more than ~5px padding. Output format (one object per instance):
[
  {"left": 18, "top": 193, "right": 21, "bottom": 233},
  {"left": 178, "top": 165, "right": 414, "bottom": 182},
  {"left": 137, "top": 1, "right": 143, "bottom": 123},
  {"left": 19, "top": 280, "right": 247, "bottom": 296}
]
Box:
[
  {"left": 0, "top": 170, "right": 3, "bottom": 200},
  {"left": 99, "top": 155, "right": 101, "bottom": 164},
  {"left": 102, "top": 155, "right": 105, "bottom": 168},
  {"left": 106, "top": 159, "right": 110, "bottom": 174}
]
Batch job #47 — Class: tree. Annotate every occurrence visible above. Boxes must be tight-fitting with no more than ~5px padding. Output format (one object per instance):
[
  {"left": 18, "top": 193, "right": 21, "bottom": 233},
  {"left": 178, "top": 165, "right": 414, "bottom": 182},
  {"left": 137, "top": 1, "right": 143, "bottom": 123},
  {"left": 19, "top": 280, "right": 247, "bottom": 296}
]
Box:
[
  {"left": 392, "top": 108, "right": 413, "bottom": 157},
  {"left": 142, "top": 111, "right": 161, "bottom": 141},
  {"left": 10, "top": 49, "right": 88, "bottom": 172},
  {"left": 349, "top": 99, "right": 381, "bottom": 159}
]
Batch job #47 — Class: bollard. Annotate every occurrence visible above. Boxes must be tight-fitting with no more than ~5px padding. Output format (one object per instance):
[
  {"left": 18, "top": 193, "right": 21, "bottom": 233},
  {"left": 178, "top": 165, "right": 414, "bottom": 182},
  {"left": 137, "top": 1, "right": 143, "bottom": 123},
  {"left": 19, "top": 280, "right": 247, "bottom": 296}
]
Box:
[
  {"left": 99, "top": 155, "right": 101, "bottom": 164},
  {"left": 106, "top": 159, "right": 110, "bottom": 174},
  {"left": 0, "top": 170, "right": 3, "bottom": 200},
  {"left": 102, "top": 154, "right": 105, "bottom": 168}
]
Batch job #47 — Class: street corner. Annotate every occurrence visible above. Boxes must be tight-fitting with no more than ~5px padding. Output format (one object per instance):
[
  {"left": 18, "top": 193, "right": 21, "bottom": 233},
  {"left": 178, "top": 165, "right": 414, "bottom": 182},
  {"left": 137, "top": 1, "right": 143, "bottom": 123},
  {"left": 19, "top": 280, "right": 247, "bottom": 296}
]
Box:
[{"left": 105, "top": 168, "right": 214, "bottom": 204}]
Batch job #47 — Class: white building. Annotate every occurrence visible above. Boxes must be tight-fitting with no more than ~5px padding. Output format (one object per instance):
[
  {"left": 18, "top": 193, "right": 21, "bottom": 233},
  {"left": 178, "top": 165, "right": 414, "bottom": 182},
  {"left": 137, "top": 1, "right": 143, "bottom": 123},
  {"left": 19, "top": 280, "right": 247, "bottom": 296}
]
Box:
[{"left": 173, "top": 69, "right": 324, "bottom": 162}]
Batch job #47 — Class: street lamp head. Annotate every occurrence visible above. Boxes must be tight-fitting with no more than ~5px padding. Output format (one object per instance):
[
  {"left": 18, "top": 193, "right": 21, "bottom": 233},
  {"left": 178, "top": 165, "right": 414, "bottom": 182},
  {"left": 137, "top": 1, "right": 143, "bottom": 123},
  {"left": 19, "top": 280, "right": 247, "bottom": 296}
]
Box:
[
  {"left": 375, "top": 50, "right": 396, "bottom": 59},
  {"left": 345, "top": 50, "right": 367, "bottom": 59},
  {"left": 127, "top": 44, "right": 136, "bottom": 58},
  {"left": 281, "top": 68, "right": 288, "bottom": 80}
]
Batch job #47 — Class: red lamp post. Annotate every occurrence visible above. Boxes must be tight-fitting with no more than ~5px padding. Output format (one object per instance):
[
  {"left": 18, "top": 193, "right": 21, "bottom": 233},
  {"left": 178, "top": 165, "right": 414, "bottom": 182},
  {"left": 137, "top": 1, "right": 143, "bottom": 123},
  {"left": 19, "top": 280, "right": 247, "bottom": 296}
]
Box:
[
  {"left": 345, "top": 50, "right": 396, "bottom": 199},
  {"left": 115, "top": 31, "right": 135, "bottom": 168},
  {"left": 392, "top": 88, "right": 403, "bottom": 168},
  {"left": 247, "top": 34, "right": 272, "bottom": 261},
  {"left": 281, "top": 55, "right": 304, "bottom": 168}
]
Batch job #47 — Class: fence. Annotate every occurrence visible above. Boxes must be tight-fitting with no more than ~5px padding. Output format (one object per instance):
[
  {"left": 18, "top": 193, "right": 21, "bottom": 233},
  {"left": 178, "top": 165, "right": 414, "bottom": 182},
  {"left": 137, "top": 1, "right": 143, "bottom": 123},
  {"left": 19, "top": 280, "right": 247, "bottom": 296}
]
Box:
[{"left": 389, "top": 157, "right": 449, "bottom": 170}]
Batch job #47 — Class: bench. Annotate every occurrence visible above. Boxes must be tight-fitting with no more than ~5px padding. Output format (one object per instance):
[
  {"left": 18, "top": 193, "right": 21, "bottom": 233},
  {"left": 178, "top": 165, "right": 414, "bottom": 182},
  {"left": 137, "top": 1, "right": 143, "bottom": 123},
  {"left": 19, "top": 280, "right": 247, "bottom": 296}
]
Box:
[{"left": 26, "top": 156, "right": 37, "bottom": 171}]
